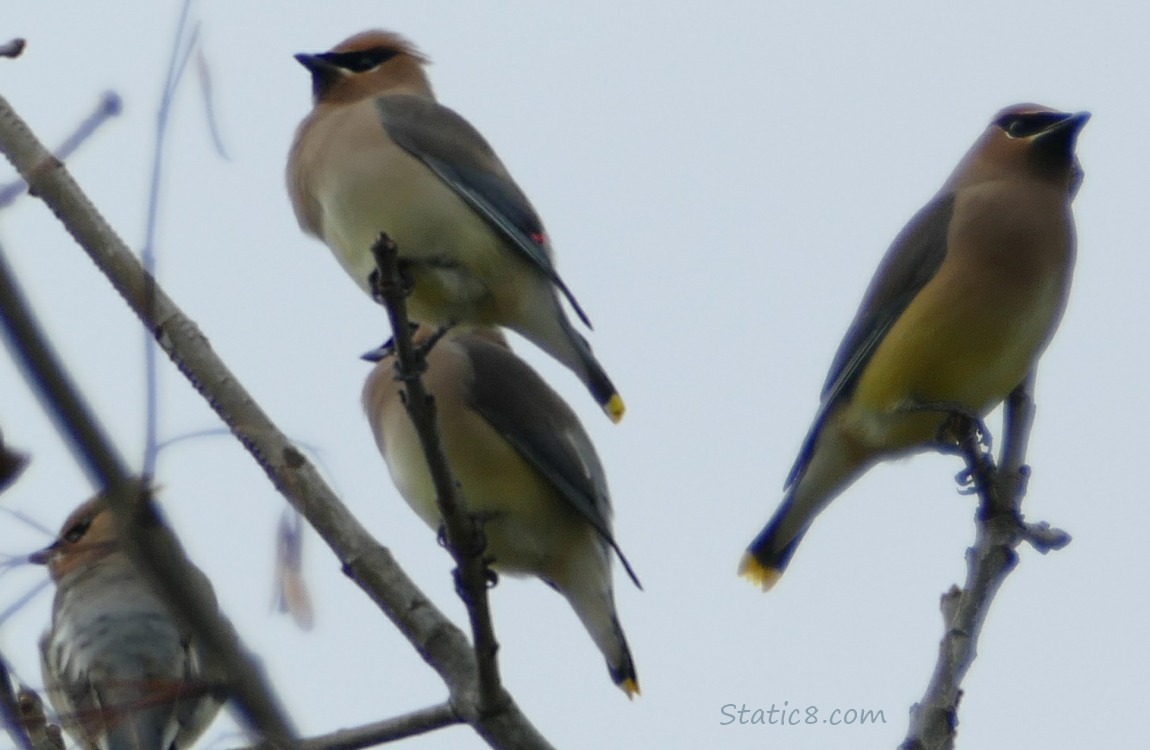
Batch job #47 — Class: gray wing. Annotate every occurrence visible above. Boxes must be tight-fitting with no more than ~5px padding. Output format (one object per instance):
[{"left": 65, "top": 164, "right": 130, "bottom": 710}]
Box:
[
  {"left": 785, "top": 194, "right": 956, "bottom": 488},
  {"left": 375, "top": 94, "right": 592, "bottom": 328},
  {"left": 463, "top": 337, "right": 640, "bottom": 588}
]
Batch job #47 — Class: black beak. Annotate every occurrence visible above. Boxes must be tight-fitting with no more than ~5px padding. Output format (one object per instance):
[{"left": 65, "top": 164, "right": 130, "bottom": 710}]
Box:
[
  {"left": 295, "top": 53, "right": 345, "bottom": 101},
  {"left": 28, "top": 543, "right": 56, "bottom": 565},
  {"left": 1035, "top": 111, "right": 1091, "bottom": 156},
  {"left": 294, "top": 53, "right": 338, "bottom": 75}
]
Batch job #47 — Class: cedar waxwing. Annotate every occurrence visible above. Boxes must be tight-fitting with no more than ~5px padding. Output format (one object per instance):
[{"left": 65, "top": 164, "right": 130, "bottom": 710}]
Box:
[
  {"left": 32, "top": 496, "right": 222, "bottom": 750},
  {"left": 362, "top": 326, "right": 640, "bottom": 696},
  {"left": 741, "top": 104, "right": 1089, "bottom": 590},
  {"left": 288, "top": 30, "right": 624, "bottom": 423}
]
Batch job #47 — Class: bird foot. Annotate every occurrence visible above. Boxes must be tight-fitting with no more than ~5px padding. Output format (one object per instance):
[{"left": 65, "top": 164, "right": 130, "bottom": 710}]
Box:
[
  {"left": 901, "top": 399, "right": 992, "bottom": 452},
  {"left": 367, "top": 233, "right": 415, "bottom": 305},
  {"left": 453, "top": 564, "right": 499, "bottom": 602},
  {"left": 415, "top": 323, "right": 455, "bottom": 359},
  {"left": 436, "top": 515, "right": 492, "bottom": 559}
]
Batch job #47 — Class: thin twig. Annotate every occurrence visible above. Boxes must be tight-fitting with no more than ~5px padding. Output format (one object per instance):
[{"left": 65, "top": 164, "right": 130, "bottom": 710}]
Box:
[
  {"left": 0, "top": 91, "right": 554, "bottom": 750},
  {"left": 0, "top": 92, "right": 121, "bottom": 209},
  {"left": 369, "top": 234, "right": 506, "bottom": 717},
  {"left": 0, "top": 504, "right": 53, "bottom": 537},
  {"left": 141, "top": 0, "right": 198, "bottom": 480},
  {"left": 194, "top": 47, "right": 230, "bottom": 160},
  {"left": 0, "top": 579, "right": 51, "bottom": 630},
  {"left": 247, "top": 703, "right": 460, "bottom": 750},
  {"left": 901, "top": 384, "right": 1071, "bottom": 750},
  {"left": 0, "top": 240, "right": 296, "bottom": 748}
]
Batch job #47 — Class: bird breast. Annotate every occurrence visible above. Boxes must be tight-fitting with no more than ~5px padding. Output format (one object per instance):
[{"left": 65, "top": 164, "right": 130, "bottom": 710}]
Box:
[
  {"left": 297, "top": 99, "right": 508, "bottom": 319},
  {"left": 45, "top": 563, "right": 187, "bottom": 686}
]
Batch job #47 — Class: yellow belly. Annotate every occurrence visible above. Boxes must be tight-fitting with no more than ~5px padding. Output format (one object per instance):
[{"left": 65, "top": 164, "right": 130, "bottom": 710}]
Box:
[
  {"left": 381, "top": 401, "right": 590, "bottom": 580},
  {"left": 848, "top": 238, "right": 1068, "bottom": 450}
]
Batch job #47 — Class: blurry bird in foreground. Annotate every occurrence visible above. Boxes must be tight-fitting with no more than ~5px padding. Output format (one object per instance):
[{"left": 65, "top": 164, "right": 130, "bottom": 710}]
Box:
[
  {"left": 742, "top": 104, "right": 1089, "bottom": 590},
  {"left": 32, "top": 495, "right": 222, "bottom": 750},
  {"left": 363, "top": 325, "right": 640, "bottom": 696},
  {"left": 287, "top": 29, "right": 624, "bottom": 422}
]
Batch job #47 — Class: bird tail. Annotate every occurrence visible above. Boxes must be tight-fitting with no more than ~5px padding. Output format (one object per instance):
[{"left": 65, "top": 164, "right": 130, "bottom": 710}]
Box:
[
  {"left": 739, "top": 495, "right": 810, "bottom": 591},
  {"left": 559, "top": 550, "right": 639, "bottom": 698},
  {"left": 569, "top": 326, "right": 625, "bottom": 424},
  {"left": 607, "top": 615, "right": 640, "bottom": 699},
  {"left": 740, "top": 427, "right": 869, "bottom": 591},
  {"left": 515, "top": 299, "right": 624, "bottom": 422}
]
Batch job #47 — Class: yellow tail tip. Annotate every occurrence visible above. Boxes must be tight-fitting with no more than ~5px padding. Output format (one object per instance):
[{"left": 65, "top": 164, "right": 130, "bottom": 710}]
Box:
[
  {"left": 605, "top": 393, "right": 625, "bottom": 423},
  {"left": 738, "top": 553, "right": 782, "bottom": 592},
  {"left": 620, "top": 678, "right": 640, "bottom": 699}
]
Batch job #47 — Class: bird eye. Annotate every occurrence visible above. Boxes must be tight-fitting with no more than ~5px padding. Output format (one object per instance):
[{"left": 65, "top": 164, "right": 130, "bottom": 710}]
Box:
[
  {"left": 350, "top": 53, "right": 379, "bottom": 72},
  {"left": 996, "top": 112, "right": 1070, "bottom": 139},
  {"left": 63, "top": 517, "right": 92, "bottom": 543},
  {"left": 324, "top": 47, "right": 400, "bottom": 73}
]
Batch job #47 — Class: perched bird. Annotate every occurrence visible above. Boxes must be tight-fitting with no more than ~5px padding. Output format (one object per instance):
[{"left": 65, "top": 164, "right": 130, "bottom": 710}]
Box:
[
  {"left": 289, "top": 29, "right": 624, "bottom": 422},
  {"left": 32, "top": 495, "right": 221, "bottom": 750},
  {"left": 741, "top": 104, "right": 1089, "bottom": 590},
  {"left": 363, "top": 325, "right": 640, "bottom": 695}
]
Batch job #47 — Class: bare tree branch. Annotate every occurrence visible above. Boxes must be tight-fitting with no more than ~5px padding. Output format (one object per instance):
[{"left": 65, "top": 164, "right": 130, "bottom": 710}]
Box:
[
  {"left": 0, "top": 243, "right": 296, "bottom": 747},
  {"left": 0, "top": 92, "right": 121, "bottom": 210},
  {"left": 901, "top": 385, "right": 1072, "bottom": 750},
  {"left": 0, "top": 242, "right": 125, "bottom": 485},
  {"left": 245, "top": 703, "right": 459, "bottom": 750},
  {"left": 0, "top": 92, "right": 554, "bottom": 749},
  {"left": 369, "top": 235, "right": 506, "bottom": 715},
  {"left": 0, "top": 579, "right": 51, "bottom": 631}
]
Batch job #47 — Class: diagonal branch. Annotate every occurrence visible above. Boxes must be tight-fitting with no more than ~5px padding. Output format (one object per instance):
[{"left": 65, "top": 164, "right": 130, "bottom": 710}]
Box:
[
  {"left": 0, "top": 92, "right": 554, "bottom": 749},
  {"left": 0, "top": 428, "right": 29, "bottom": 494},
  {"left": 247, "top": 703, "right": 459, "bottom": 750},
  {"left": 369, "top": 235, "right": 505, "bottom": 715},
  {"left": 0, "top": 91, "right": 121, "bottom": 210},
  {"left": 0, "top": 239, "right": 296, "bottom": 747},
  {"left": 901, "top": 382, "right": 1072, "bottom": 750}
]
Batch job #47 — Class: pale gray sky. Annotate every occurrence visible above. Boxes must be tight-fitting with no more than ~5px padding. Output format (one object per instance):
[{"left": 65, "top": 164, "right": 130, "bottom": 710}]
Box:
[{"left": 1, "top": 2, "right": 1145, "bottom": 748}]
